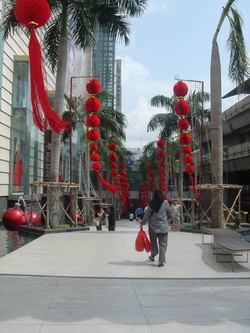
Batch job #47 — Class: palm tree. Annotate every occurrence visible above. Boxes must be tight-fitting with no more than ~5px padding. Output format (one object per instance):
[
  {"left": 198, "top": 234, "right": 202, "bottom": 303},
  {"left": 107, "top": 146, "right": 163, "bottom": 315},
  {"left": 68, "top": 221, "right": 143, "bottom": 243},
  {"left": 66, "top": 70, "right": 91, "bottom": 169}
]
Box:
[
  {"left": 210, "top": 0, "right": 249, "bottom": 228},
  {"left": 4, "top": 0, "right": 148, "bottom": 226},
  {"left": 148, "top": 92, "right": 210, "bottom": 198}
]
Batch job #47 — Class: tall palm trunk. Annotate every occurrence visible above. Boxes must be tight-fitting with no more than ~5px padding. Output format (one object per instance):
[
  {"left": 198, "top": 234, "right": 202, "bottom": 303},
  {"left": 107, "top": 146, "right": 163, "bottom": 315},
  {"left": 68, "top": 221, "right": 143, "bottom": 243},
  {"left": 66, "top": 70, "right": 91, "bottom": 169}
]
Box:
[
  {"left": 210, "top": 0, "right": 235, "bottom": 228},
  {"left": 210, "top": 40, "right": 223, "bottom": 228},
  {"left": 49, "top": 36, "right": 68, "bottom": 227}
]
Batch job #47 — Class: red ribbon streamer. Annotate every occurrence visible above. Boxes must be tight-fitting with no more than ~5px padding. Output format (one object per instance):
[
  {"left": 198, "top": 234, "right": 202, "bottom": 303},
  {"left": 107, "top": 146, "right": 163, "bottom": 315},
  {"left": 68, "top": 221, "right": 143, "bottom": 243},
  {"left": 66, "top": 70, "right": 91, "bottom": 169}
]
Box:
[{"left": 29, "top": 30, "right": 66, "bottom": 133}]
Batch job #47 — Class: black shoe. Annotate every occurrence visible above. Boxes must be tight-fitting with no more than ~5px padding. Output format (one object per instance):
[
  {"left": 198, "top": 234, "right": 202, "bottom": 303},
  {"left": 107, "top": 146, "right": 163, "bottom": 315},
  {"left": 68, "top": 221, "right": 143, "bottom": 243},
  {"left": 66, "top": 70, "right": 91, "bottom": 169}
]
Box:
[
  {"left": 158, "top": 263, "right": 164, "bottom": 267},
  {"left": 148, "top": 256, "right": 154, "bottom": 262}
]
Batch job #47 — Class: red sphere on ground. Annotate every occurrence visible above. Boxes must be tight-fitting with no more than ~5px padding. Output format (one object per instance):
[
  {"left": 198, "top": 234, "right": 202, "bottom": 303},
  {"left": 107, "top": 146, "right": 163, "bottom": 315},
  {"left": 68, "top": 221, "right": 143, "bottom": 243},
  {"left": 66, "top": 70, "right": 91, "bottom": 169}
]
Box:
[
  {"left": 26, "top": 211, "right": 41, "bottom": 225},
  {"left": 2, "top": 207, "right": 28, "bottom": 231}
]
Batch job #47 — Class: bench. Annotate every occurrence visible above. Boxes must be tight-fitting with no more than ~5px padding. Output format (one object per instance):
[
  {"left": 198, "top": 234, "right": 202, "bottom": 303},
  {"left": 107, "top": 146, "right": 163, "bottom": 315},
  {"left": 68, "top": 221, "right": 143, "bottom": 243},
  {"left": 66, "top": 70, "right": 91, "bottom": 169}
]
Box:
[{"left": 202, "top": 228, "right": 250, "bottom": 271}]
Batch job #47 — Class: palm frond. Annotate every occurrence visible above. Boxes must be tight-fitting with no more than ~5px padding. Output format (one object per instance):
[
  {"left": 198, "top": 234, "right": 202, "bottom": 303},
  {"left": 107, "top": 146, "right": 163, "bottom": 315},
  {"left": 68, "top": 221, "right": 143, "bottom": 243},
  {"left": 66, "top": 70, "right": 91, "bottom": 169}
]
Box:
[{"left": 227, "top": 7, "right": 250, "bottom": 86}]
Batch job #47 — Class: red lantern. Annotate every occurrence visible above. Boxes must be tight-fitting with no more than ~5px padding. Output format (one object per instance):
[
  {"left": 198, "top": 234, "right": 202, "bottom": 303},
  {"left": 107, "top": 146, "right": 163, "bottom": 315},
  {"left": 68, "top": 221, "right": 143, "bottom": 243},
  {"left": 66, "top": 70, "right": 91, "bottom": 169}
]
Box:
[
  {"left": 90, "top": 153, "right": 100, "bottom": 162},
  {"left": 157, "top": 138, "right": 165, "bottom": 149},
  {"left": 157, "top": 150, "right": 166, "bottom": 159},
  {"left": 87, "top": 129, "right": 100, "bottom": 142},
  {"left": 159, "top": 160, "right": 165, "bottom": 168},
  {"left": 185, "top": 165, "right": 195, "bottom": 174},
  {"left": 13, "top": 0, "right": 66, "bottom": 134},
  {"left": 14, "top": 0, "right": 50, "bottom": 28},
  {"left": 86, "top": 115, "right": 100, "bottom": 127},
  {"left": 90, "top": 143, "right": 98, "bottom": 152},
  {"left": 86, "top": 79, "right": 101, "bottom": 95},
  {"left": 108, "top": 142, "right": 117, "bottom": 151},
  {"left": 92, "top": 162, "right": 102, "bottom": 172},
  {"left": 85, "top": 97, "right": 101, "bottom": 113},
  {"left": 182, "top": 145, "right": 192, "bottom": 154},
  {"left": 147, "top": 163, "right": 153, "bottom": 170},
  {"left": 180, "top": 133, "right": 191, "bottom": 145},
  {"left": 112, "top": 169, "right": 118, "bottom": 177},
  {"left": 173, "top": 81, "right": 188, "bottom": 97},
  {"left": 174, "top": 100, "right": 190, "bottom": 116},
  {"left": 178, "top": 118, "right": 189, "bottom": 130},
  {"left": 184, "top": 155, "right": 194, "bottom": 164},
  {"left": 109, "top": 153, "right": 118, "bottom": 162}
]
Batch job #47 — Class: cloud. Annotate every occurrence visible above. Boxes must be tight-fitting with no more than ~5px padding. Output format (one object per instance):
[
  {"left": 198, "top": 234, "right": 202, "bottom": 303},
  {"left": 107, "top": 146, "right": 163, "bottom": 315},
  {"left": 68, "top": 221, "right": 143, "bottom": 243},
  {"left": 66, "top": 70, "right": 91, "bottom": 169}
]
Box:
[{"left": 118, "top": 56, "right": 172, "bottom": 149}]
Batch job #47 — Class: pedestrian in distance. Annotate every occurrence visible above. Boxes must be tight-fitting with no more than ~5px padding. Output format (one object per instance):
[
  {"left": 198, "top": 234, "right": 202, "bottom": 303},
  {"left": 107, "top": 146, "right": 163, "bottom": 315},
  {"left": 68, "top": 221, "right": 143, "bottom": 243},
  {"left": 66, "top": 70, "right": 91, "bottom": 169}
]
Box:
[
  {"left": 94, "top": 204, "right": 105, "bottom": 231},
  {"left": 135, "top": 206, "right": 143, "bottom": 222},
  {"left": 129, "top": 212, "right": 134, "bottom": 221},
  {"left": 108, "top": 205, "right": 116, "bottom": 231},
  {"left": 140, "top": 189, "right": 171, "bottom": 267},
  {"left": 170, "top": 199, "right": 182, "bottom": 231}
]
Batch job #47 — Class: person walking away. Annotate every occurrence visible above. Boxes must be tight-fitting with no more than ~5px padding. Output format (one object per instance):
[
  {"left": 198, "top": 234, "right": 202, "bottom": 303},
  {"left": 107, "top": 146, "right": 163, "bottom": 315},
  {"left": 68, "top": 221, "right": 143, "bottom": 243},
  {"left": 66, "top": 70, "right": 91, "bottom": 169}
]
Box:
[
  {"left": 135, "top": 207, "right": 143, "bottom": 222},
  {"left": 140, "top": 189, "right": 171, "bottom": 267},
  {"left": 108, "top": 205, "right": 116, "bottom": 231},
  {"left": 129, "top": 212, "right": 134, "bottom": 221},
  {"left": 170, "top": 199, "right": 182, "bottom": 231},
  {"left": 95, "top": 205, "right": 105, "bottom": 231}
]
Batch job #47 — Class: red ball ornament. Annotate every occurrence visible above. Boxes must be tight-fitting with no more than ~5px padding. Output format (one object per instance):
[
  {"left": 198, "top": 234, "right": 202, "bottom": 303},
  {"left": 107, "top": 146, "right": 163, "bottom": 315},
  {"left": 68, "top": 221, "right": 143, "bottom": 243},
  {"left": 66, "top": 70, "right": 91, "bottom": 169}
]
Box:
[
  {"left": 26, "top": 211, "right": 41, "bottom": 225},
  {"left": 109, "top": 153, "right": 118, "bottom": 162},
  {"left": 86, "top": 79, "right": 101, "bottom": 95},
  {"left": 2, "top": 207, "right": 28, "bottom": 231},
  {"left": 178, "top": 118, "right": 190, "bottom": 130},
  {"left": 90, "top": 143, "right": 98, "bottom": 152},
  {"left": 92, "top": 162, "right": 102, "bottom": 172},
  {"left": 184, "top": 155, "right": 194, "bottom": 164},
  {"left": 90, "top": 152, "right": 100, "bottom": 161},
  {"left": 148, "top": 170, "right": 154, "bottom": 177},
  {"left": 157, "top": 149, "right": 166, "bottom": 159},
  {"left": 108, "top": 142, "right": 117, "bottom": 151},
  {"left": 174, "top": 100, "right": 190, "bottom": 116},
  {"left": 157, "top": 138, "right": 165, "bottom": 149},
  {"left": 112, "top": 169, "right": 118, "bottom": 177},
  {"left": 159, "top": 167, "right": 166, "bottom": 175},
  {"left": 86, "top": 115, "right": 100, "bottom": 128},
  {"left": 14, "top": 0, "right": 51, "bottom": 29},
  {"left": 159, "top": 160, "right": 165, "bottom": 168},
  {"left": 87, "top": 129, "right": 100, "bottom": 142},
  {"left": 180, "top": 133, "right": 191, "bottom": 145},
  {"left": 110, "top": 162, "right": 117, "bottom": 169},
  {"left": 85, "top": 97, "right": 101, "bottom": 113},
  {"left": 147, "top": 163, "right": 153, "bottom": 170},
  {"left": 182, "top": 145, "right": 192, "bottom": 154},
  {"left": 185, "top": 165, "right": 195, "bottom": 174},
  {"left": 173, "top": 81, "right": 188, "bottom": 97}
]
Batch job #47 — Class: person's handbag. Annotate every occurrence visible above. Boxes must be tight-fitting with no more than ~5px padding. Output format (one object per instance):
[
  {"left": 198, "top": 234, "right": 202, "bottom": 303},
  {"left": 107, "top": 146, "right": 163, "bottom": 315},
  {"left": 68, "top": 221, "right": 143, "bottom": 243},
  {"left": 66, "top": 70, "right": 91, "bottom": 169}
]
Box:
[{"left": 135, "top": 227, "right": 151, "bottom": 252}]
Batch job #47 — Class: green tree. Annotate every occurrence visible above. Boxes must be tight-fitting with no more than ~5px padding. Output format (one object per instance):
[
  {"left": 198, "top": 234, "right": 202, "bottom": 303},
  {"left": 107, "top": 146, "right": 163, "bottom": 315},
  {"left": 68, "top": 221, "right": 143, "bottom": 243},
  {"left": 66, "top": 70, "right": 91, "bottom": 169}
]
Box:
[
  {"left": 210, "top": 0, "right": 249, "bottom": 228},
  {"left": 147, "top": 91, "right": 210, "bottom": 198},
  {"left": 4, "top": 0, "right": 148, "bottom": 226}
]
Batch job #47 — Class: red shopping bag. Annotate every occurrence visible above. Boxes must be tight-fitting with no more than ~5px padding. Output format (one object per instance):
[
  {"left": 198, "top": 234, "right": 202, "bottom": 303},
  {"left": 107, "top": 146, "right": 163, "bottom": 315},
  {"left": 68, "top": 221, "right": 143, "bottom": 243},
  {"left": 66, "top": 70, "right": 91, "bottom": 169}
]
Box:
[
  {"left": 135, "top": 227, "right": 151, "bottom": 252},
  {"left": 143, "top": 231, "right": 151, "bottom": 252}
]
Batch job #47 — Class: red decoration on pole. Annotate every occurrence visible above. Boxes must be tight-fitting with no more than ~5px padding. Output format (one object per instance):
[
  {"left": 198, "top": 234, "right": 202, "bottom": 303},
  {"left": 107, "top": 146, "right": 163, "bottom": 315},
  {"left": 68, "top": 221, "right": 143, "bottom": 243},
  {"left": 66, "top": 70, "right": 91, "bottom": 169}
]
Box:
[
  {"left": 173, "top": 81, "right": 201, "bottom": 202},
  {"left": 86, "top": 79, "right": 102, "bottom": 95},
  {"left": 173, "top": 81, "right": 188, "bottom": 98},
  {"left": 14, "top": 0, "right": 65, "bottom": 134}
]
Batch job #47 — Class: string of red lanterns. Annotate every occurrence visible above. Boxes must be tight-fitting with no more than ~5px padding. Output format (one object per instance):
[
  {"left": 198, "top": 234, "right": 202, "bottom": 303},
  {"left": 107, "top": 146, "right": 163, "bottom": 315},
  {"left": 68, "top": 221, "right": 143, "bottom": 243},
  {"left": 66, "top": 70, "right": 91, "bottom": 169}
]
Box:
[
  {"left": 85, "top": 79, "right": 118, "bottom": 193},
  {"left": 156, "top": 138, "right": 167, "bottom": 198},
  {"left": 173, "top": 81, "right": 201, "bottom": 201}
]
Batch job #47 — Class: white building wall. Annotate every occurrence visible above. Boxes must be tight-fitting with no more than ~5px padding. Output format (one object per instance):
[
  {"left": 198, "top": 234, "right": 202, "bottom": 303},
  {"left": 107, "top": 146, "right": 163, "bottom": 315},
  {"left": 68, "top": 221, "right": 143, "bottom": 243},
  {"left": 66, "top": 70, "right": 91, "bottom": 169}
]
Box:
[{"left": 0, "top": 4, "right": 56, "bottom": 215}]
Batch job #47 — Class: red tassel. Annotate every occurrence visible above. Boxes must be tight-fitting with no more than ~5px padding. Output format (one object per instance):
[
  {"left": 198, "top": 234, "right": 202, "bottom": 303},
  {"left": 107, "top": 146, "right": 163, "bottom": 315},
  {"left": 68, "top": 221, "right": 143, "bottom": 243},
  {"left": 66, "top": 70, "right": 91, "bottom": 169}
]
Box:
[
  {"left": 29, "top": 30, "right": 66, "bottom": 133},
  {"left": 97, "top": 172, "right": 119, "bottom": 193},
  {"left": 190, "top": 175, "right": 202, "bottom": 202}
]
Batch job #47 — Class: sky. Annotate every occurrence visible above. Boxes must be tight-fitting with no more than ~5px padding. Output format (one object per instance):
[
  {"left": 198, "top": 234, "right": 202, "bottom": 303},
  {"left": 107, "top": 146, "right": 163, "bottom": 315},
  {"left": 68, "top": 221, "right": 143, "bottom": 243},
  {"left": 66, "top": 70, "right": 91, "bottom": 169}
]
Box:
[{"left": 116, "top": 0, "right": 250, "bottom": 149}]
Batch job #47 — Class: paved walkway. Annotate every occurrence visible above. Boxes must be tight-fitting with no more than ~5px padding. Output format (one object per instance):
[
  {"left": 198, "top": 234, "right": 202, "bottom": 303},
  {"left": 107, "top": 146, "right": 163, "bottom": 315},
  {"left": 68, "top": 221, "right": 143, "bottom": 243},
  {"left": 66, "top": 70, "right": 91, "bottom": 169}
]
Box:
[{"left": 0, "top": 220, "right": 250, "bottom": 332}]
